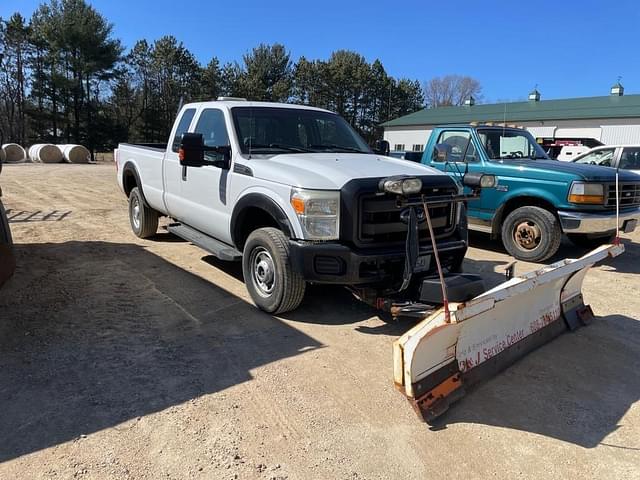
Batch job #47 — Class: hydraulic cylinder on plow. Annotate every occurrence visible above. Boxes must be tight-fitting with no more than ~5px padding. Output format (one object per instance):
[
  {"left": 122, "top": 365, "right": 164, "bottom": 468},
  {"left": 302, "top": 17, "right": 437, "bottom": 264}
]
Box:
[{"left": 392, "top": 243, "right": 624, "bottom": 422}]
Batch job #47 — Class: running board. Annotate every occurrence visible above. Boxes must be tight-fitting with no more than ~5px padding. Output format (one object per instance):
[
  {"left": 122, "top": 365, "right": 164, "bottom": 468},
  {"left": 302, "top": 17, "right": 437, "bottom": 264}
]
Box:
[
  {"left": 167, "top": 223, "right": 242, "bottom": 261},
  {"left": 392, "top": 243, "right": 624, "bottom": 423}
]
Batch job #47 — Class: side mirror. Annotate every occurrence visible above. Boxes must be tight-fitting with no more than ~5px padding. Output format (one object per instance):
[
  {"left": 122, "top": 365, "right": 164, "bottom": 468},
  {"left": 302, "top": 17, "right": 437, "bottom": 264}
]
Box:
[
  {"left": 463, "top": 172, "right": 496, "bottom": 189},
  {"left": 179, "top": 133, "right": 205, "bottom": 167},
  {"left": 373, "top": 139, "right": 390, "bottom": 156},
  {"left": 403, "top": 151, "right": 423, "bottom": 163},
  {"left": 433, "top": 143, "right": 452, "bottom": 162},
  {"left": 179, "top": 133, "right": 232, "bottom": 169},
  {"left": 210, "top": 146, "right": 232, "bottom": 170}
]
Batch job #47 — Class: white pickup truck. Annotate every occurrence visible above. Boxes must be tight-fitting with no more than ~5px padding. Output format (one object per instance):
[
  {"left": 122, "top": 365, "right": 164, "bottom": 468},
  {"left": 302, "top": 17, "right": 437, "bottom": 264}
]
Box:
[{"left": 115, "top": 99, "right": 473, "bottom": 314}]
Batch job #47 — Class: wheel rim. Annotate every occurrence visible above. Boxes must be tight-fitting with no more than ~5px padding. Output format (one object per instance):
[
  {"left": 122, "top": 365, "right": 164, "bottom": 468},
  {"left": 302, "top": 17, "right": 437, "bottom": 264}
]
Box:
[
  {"left": 250, "top": 247, "right": 276, "bottom": 297},
  {"left": 131, "top": 196, "right": 141, "bottom": 230},
  {"left": 513, "top": 220, "right": 541, "bottom": 251}
]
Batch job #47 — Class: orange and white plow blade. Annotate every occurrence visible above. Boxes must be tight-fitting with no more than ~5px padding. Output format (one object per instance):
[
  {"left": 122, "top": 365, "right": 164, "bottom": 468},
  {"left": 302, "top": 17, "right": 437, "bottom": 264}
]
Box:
[{"left": 392, "top": 244, "right": 624, "bottom": 422}]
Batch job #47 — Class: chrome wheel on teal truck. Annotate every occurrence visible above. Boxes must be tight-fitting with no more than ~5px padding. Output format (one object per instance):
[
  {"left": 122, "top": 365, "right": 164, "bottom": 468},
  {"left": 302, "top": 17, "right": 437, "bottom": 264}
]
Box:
[{"left": 420, "top": 124, "right": 640, "bottom": 262}]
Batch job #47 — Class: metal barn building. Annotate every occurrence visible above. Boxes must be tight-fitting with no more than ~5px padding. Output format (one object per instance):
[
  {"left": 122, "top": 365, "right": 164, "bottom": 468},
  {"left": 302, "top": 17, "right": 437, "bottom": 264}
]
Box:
[{"left": 382, "top": 83, "right": 640, "bottom": 158}]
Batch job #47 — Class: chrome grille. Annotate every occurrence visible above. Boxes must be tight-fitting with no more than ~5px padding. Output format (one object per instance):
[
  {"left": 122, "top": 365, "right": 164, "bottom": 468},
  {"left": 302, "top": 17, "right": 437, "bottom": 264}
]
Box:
[{"left": 606, "top": 183, "right": 640, "bottom": 207}]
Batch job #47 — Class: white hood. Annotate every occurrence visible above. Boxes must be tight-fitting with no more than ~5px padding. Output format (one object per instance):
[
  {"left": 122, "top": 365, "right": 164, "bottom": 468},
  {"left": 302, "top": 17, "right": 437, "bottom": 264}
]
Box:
[{"left": 242, "top": 153, "right": 445, "bottom": 190}]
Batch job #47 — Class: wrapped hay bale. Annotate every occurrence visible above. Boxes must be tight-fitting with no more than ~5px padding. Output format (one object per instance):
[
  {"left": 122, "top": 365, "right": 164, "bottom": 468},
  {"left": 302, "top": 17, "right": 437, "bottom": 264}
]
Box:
[
  {"left": 29, "top": 144, "right": 64, "bottom": 163},
  {"left": 1, "top": 143, "right": 27, "bottom": 163},
  {"left": 59, "top": 144, "right": 91, "bottom": 164}
]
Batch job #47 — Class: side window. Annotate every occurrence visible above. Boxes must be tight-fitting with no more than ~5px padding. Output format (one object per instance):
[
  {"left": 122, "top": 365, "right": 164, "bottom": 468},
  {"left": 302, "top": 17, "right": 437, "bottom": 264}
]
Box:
[
  {"left": 194, "top": 109, "right": 230, "bottom": 163},
  {"left": 619, "top": 147, "right": 640, "bottom": 170},
  {"left": 171, "top": 108, "right": 196, "bottom": 153},
  {"left": 433, "top": 131, "right": 476, "bottom": 162},
  {"left": 575, "top": 148, "right": 615, "bottom": 167}
]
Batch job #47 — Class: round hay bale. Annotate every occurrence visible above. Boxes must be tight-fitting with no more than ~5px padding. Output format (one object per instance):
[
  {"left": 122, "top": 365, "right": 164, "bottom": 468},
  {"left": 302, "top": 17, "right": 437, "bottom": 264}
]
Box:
[
  {"left": 0, "top": 147, "right": 5, "bottom": 164},
  {"left": 59, "top": 144, "right": 91, "bottom": 164},
  {"left": 28, "top": 144, "right": 63, "bottom": 163},
  {"left": 1, "top": 143, "right": 27, "bottom": 163}
]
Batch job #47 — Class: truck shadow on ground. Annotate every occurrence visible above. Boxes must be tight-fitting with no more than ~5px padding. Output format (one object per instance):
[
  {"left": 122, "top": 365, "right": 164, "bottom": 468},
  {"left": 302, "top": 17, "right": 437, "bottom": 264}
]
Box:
[
  {"left": 429, "top": 313, "right": 640, "bottom": 449},
  {"left": 0, "top": 241, "right": 322, "bottom": 463},
  {"left": 0, "top": 240, "right": 637, "bottom": 462}
]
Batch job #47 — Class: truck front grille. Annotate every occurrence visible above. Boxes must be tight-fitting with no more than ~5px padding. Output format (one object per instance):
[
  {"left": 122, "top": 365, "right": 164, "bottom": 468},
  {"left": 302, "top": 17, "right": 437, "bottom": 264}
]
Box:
[
  {"left": 358, "top": 191, "right": 457, "bottom": 245},
  {"left": 606, "top": 183, "right": 640, "bottom": 208}
]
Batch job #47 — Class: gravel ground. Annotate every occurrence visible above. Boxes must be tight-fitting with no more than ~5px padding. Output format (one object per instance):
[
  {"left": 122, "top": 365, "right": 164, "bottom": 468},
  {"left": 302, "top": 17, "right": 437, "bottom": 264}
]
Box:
[{"left": 0, "top": 163, "right": 638, "bottom": 480}]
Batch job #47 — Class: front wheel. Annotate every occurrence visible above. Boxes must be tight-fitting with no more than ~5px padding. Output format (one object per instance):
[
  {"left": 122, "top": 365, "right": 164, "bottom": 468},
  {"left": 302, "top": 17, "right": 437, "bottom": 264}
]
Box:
[
  {"left": 501, "top": 206, "right": 562, "bottom": 262},
  {"left": 242, "top": 227, "right": 306, "bottom": 314},
  {"left": 567, "top": 233, "right": 615, "bottom": 248}
]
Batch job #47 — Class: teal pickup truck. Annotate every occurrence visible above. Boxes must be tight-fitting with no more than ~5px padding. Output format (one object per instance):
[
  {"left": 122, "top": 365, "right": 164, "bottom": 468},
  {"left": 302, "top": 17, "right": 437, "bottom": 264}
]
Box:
[{"left": 419, "top": 124, "right": 640, "bottom": 261}]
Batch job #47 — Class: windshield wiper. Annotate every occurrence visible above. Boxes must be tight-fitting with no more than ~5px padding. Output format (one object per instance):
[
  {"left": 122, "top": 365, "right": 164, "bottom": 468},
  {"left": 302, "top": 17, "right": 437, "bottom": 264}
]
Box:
[
  {"left": 249, "top": 143, "right": 312, "bottom": 153},
  {"left": 308, "top": 144, "right": 366, "bottom": 153}
]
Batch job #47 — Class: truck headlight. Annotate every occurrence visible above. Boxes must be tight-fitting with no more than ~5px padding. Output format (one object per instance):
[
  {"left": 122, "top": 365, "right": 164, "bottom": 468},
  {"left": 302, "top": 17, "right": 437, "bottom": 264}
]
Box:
[
  {"left": 290, "top": 189, "right": 340, "bottom": 240},
  {"left": 568, "top": 182, "right": 605, "bottom": 204}
]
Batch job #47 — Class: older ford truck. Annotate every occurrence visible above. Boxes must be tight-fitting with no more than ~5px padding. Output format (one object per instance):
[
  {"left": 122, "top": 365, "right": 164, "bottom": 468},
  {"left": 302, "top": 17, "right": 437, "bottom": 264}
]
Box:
[
  {"left": 116, "top": 100, "right": 477, "bottom": 314},
  {"left": 420, "top": 124, "right": 640, "bottom": 261}
]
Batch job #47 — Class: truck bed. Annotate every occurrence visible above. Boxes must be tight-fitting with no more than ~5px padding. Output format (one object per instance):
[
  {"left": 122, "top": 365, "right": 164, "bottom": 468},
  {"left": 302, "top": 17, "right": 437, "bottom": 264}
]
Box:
[{"left": 116, "top": 142, "right": 167, "bottom": 214}]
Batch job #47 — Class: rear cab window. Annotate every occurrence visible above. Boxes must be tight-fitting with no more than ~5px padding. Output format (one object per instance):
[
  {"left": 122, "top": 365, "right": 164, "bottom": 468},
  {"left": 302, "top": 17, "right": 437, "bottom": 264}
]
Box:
[
  {"left": 433, "top": 131, "right": 478, "bottom": 163},
  {"left": 193, "top": 109, "right": 230, "bottom": 164},
  {"left": 171, "top": 108, "right": 197, "bottom": 153}
]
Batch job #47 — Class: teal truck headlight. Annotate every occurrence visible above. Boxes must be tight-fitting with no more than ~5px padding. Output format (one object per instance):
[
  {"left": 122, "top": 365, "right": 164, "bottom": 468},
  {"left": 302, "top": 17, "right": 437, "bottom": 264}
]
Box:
[{"left": 568, "top": 182, "right": 605, "bottom": 205}]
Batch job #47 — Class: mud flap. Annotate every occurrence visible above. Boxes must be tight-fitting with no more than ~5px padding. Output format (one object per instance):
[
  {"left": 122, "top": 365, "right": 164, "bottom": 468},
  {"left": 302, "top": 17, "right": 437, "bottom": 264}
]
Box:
[{"left": 392, "top": 244, "right": 624, "bottom": 422}]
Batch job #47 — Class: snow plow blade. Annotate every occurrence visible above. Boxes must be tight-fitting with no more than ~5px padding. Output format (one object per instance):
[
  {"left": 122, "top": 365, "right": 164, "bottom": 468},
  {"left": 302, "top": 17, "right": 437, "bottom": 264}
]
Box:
[{"left": 392, "top": 244, "right": 624, "bottom": 422}]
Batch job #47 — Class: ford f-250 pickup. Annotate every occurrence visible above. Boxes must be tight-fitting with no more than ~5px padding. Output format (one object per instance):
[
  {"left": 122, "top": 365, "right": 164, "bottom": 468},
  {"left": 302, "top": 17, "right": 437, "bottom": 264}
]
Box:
[
  {"left": 116, "top": 99, "right": 480, "bottom": 314},
  {"left": 419, "top": 124, "right": 640, "bottom": 262}
]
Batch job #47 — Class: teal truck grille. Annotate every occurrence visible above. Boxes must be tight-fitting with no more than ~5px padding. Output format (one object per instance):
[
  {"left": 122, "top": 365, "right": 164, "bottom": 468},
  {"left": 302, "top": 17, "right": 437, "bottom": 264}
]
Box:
[{"left": 606, "top": 183, "right": 640, "bottom": 208}]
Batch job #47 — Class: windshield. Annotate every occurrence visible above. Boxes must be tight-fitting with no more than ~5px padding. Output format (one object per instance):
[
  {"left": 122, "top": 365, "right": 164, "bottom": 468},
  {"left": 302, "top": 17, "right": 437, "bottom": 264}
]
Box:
[
  {"left": 231, "top": 107, "right": 371, "bottom": 155},
  {"left": 477, "top": 128, "right": 548, "bottom": 160},
  {"left": 573, "top": 148, "right": 615, "bottom": 167}
]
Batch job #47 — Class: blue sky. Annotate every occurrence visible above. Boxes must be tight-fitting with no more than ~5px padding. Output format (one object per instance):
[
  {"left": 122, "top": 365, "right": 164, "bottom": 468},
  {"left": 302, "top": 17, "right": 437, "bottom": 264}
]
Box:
[{"left": 2, "top": 0, "right": 639, "bottom": 102}]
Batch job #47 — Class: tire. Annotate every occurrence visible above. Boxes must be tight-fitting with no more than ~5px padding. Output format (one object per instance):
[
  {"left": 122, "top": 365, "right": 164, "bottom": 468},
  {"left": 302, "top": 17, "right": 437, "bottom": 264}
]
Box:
[
  {"left": 501, "top": 206, "right": 561, "bottom": 262},
  {"left": 567, "top": 233, "right": 615, "bottom": 248},
  {"left": 128, "top": 187, "right": 158, "bottom": 238},
  {"left": 242, "top": 227, "right": 306, "bottom": 314}
]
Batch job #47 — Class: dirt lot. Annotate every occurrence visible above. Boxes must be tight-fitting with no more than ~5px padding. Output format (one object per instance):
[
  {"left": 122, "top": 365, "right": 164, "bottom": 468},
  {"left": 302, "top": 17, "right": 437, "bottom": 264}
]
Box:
[{"left": 1, "top": 163, "right": 639, "bottom": 480}]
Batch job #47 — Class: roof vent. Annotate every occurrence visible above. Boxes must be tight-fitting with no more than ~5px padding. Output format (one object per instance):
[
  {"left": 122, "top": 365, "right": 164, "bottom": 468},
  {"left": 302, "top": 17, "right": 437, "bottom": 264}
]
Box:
[
  {"left": 528, "top": 88, "right": 540, "bottom": 102},
  {"left": 610, "top": 79, "right": 624, "bottom": 96},
  {"left": 464, "top": 96, "right": 475, "bottom": 106}
]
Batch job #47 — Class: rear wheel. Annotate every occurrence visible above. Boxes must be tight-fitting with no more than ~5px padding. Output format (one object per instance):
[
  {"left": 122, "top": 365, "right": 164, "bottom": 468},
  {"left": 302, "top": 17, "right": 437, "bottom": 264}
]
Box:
[
  {"left": 128, "top": 187, "right": 158, "bottom": 238},
  {"left": 501, "top": 206, "right": 561, "bottom": 262},
  {"left": 242, "top": 227, "right": 306, "bottom": 314},
  {"left": 567, "top": 233, "right": 615, "bottom": 248}
]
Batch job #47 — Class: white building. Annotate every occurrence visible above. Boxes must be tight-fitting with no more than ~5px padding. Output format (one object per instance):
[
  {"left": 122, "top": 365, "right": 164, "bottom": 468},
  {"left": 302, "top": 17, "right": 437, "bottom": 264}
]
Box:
[{"left": 382, "top": 83, "right": 640, "bottom": 158}]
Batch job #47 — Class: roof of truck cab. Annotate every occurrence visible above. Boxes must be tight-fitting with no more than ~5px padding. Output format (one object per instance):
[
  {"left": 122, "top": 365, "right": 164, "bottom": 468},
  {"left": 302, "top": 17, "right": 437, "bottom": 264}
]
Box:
[{"left": 182, "top": 100, "right": 333, "bottom": 113}]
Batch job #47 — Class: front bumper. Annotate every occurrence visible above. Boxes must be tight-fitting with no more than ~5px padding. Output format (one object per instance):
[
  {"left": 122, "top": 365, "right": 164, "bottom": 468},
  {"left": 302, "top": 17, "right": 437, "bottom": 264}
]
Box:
[
  {"left": 558, "top": 207, "right": 640, "bottom": 234},
  {"left": 288, "top": 239, "right": 468, "bottom": 285}
]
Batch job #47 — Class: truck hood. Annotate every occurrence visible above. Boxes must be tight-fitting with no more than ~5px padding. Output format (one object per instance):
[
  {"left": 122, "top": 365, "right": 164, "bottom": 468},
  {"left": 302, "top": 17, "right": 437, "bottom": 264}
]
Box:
[
  {"left": 243, "top": 153, "right": 445, "bottom": 189},
  {"left": 496, "top": 159, "right": 640, "bottom": 182}
]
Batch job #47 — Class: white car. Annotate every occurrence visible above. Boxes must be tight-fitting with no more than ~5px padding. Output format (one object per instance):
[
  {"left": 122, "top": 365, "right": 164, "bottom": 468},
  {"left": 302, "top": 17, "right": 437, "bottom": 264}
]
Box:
[{"left": 572, "top": 145, "right": 640, "bottom": 175}]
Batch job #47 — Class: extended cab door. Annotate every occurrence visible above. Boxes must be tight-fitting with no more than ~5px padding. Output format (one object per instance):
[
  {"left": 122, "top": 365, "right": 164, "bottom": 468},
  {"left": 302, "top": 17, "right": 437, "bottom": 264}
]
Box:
[
  {"left": 175, "top": 107, "right": 234, "bottom": 243},
  {"left": 164, "top": 107, "right": 197, "bottom": 219}
]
